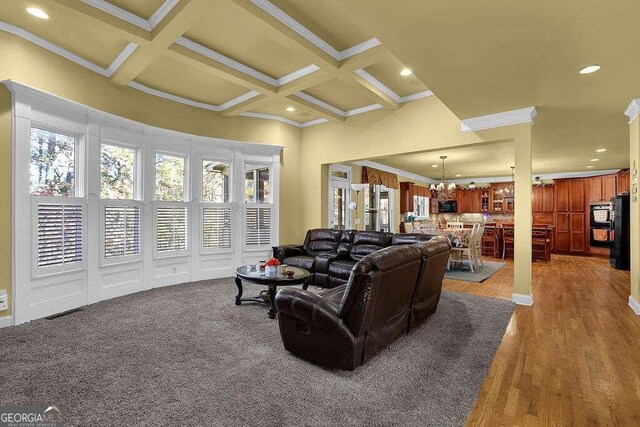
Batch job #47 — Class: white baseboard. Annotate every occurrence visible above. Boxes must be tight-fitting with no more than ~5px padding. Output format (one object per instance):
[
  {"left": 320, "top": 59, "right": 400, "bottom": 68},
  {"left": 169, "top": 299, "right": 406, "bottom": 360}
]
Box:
[
  {"left": 629, "top": 296, "right": 640, "bottom": 315},
  {"left": 512, "top": 293, "right": 534, "bottom": 306},
  {"left": 0, "top": 315, "right": 14, "bottom": 328}
]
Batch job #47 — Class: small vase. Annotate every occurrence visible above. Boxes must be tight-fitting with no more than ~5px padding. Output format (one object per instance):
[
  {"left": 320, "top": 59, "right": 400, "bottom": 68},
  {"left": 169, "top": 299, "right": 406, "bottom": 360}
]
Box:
[{"left": 265, "top": 265, "right": 278, "bottom": 276}]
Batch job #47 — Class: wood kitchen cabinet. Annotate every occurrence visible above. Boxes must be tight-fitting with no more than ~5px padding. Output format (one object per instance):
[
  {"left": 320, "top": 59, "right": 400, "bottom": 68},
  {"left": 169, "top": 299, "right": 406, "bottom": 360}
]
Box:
[
  {"left": 532, "top": 185, "right": 554, "bottom": 213},
  {"left": 588, "top": 174, "right": 617, "bottom": 203},
  {"left": 400, "top": 182, "right": 415, "bottom": 213},
  {"left": 619, "top": 169, "right": 630, "bottom": 194},
  {"left": 456, "top": 189, "right": 482, "bottom": 213},
  {"left": 554, "top": 179, "right": 586, "bottom": 254}
]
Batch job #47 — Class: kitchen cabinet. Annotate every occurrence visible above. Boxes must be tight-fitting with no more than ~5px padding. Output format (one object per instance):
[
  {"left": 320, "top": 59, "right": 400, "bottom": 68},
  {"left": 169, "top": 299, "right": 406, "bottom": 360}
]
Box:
[
  {"left": 456, "top": 189, "right": 482, "bottom": 213},
  {"left": 619, "top": 169, "right": 630, "bottom": 194},
  {"left": 588, "top": 174, "right": 617, "bottom": 203},
  {"left": 490, "top": 183, "right": 514, "bottom": 213},
  {"left": 554, "top": 179, "right": 586, "bottom": 254},
  {"left": 533, "top": 185, "right": 554, "bottom": 213},
  {"left": 400, "top": 182, "right": 415, "bottom": 213}
]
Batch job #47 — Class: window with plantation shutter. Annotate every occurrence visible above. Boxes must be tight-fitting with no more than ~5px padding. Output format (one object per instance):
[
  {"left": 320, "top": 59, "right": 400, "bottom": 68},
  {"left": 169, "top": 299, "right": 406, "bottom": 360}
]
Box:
[
  {"left": 245, "top": 205, "right": 272, "bottom": 248},
  {"left": 35, "top": 201, "right": 84, "bottom": 269},
  {"left": 103, "top": 204, "right": 141, "bottom": 260},
  {"left": 202, "top": 205, "right": 232, "bottom": 252},
  {"left": 155, "top": 204, "right": 188, "bottom": 255}
]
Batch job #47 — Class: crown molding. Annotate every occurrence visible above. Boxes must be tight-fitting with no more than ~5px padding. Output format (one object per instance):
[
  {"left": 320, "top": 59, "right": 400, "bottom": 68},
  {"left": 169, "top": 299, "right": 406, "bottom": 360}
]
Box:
[
  {"left": 219, "top": 91, "right": 262, "bottom": 110},
  {"left": 276, "top": 65, "right": 320, "bottom": 86},
  {"left": 345, "top": 104, "right": 383, "bottom": 117},
  {"left": 148, "top": 0, "right": 181, "bottom": 29},
  {"left": 2, "top": 80, "right": 285, "bottom": 153},
  {"left": 106, "top": 42, "right": 138, "bottom": 77},
  {"left": 337, "top": 38, "right": 382, "bottom": 61},
  {"left": 81, "top": 0, "right": 180, "bottom": 31},
  {"left": 399, "top": 90, "right": 434, "bottom": 103},
  {"left": 239, "top": 112, "right": 327, "bottom": 128},
  {"left": 351, "top": 160, "right": 435, "bottom": 184},
  {"left": 354, "top": 69, "right": 400, "bottom": 103},
  {"left": 461, "top": 107, "right": 538, "bottom": 132},
  {"left": 128, "top": 81, "right": 222, "bottom": 111},
  {"left": 624, "top": 99, "right": 640, "bottom": 124},
  {"left": 0, "top": 21, "right": 109, "bottom": 77},
  {"left": 448, "top": 169, "right": 622, "bottom": 184}
]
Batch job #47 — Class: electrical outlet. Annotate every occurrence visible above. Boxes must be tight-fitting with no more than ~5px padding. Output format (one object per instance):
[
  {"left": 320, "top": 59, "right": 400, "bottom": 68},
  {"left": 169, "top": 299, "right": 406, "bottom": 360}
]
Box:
[{"left": 0, "top": 290, "right": 7, "bottom": 311}]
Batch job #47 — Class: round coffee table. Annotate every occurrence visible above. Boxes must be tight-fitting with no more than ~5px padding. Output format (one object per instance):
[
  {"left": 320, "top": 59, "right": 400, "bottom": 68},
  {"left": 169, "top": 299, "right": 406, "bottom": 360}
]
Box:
[{"left": 235, "top": 266, "right": 311, "bottom": 319}]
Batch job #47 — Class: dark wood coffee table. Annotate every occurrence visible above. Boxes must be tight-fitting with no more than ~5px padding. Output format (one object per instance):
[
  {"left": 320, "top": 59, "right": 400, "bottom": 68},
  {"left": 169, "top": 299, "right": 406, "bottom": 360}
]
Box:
[{"left": 235, "top": 266, "right": 311, "bottom": 319}]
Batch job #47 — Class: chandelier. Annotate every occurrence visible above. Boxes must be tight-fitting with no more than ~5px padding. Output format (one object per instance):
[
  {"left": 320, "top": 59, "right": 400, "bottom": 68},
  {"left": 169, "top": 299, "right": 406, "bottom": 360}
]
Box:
[{"left": 430, "top": 155, "right": 457, "bottom": 201}]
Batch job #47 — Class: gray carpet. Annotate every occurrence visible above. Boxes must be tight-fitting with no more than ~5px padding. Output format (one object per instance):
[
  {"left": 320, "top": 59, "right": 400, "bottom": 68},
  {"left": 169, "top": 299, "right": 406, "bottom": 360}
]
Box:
[
  {"left": 0, "top": 279, "right": 514, "bottom": 427},
  {"left": 444, "top": 261, "right": 507, "bottom": 282}
]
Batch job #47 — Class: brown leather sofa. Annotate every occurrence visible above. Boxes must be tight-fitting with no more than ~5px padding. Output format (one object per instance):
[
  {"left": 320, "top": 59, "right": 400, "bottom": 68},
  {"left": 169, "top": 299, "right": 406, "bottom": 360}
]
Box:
[
  {"left": 274, "top": 229, "right": 433, "bottom": 288},
  {"left": 275, "top": 236, "right": 451, "bottom": 370}
]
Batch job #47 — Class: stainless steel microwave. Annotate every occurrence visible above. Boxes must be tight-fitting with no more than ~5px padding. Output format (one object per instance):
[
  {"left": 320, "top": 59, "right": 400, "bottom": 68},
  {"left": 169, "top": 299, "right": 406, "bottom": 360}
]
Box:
[{"left": 438, "top": 200, "right": 457, "bottom": 213}]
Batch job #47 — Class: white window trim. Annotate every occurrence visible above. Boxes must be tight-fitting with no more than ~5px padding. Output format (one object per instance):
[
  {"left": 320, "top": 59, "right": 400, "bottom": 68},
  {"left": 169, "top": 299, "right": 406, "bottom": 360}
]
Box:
[
  {"left": 30, "top": 196, "right": 87, "bottom": 279},
  {"left": 201, "top": 158, "right": 232, "bottom": 204},
  {"left": 200, "top": 202, "right": 235, "bottom": 255},
  {"left": 328, "top": 163, "right": 352, "bottom": 230},
  {"left": 29, "top": 123, "right": 84, "bottom": 198},
  {"left": 99, "top": 199, "right": 144, "bottom": 267},
  {"left": 364, "top": 185, "right": 395, "bottom": 232},
  {"left": 243, "top": 162, "right": 272, "bottom": 204},
  {"left": 154, "top": 151, "right": 189, "bottom": 202},
  {"left": 100, "top": 139, "right": 141, "bottom": 201},
  {"left": 153, "top": 201, "right": 190, "bottom": 259}
]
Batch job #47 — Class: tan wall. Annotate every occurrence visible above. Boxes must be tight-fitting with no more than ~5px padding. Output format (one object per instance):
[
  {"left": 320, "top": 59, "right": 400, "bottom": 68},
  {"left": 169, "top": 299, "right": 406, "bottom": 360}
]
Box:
[
  {"left": 0, "top": 32, "right": 306, "bottom": 316},
  {"left": 0, "top": 86, "right": 11, "bottom": 318}
]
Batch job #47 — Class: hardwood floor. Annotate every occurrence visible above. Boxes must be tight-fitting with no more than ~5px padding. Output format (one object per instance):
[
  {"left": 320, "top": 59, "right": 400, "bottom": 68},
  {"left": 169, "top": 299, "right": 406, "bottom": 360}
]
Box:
[{"left": 442, "top": 255, "right": 640, "bottom": 425}]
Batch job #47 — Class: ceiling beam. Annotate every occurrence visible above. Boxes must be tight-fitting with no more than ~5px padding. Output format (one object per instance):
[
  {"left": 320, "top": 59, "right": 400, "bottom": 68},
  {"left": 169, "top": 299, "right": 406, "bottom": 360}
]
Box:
[
  {"left": 40, "top": 0, "right": 151, "bottom": 44},
  {"left": 110, "top": 0, "right": 213, "bottom": 86}
]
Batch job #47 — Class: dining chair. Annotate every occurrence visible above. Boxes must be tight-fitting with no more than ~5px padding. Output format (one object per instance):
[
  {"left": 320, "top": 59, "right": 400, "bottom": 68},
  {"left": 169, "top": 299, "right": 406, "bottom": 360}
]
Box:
[
  {"left": 482, "top": 225, "right": 499, "bottom": 258},
  {"left": 474, "top": 223, "right": 484, "bottom": 267},
  {"left": 448, "top": 223, "right": 480, "bottom": 272},
  {"left": 532, "top": 226, "right": 551, "bottom": 262},
  {"left": 502, "top": 224, "right": 515, "bottom": 259},
  {"left": 447, "top": 222, "right": 464, "bottom": 229}
]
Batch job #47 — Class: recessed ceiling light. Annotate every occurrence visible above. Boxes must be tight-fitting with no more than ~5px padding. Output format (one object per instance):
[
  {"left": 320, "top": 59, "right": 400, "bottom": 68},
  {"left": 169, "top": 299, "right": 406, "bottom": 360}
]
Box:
[
  {"left": 285, "top": 106, "right": 295, "bottom": 112},
  {"left": 431, "top": 164, "right": 439, "bottom": 168},
  {"left": 579, "top": 65, "right": 601, "bottom": 75},
  {"left": 590, "top": 158, "right": 599, "bottom": 162},
  {"left": 456, "top": 174, "right": 462, "bottom": 177},
  {"left": 400, "top": 68, "right": 412, "bottom": 77},
  {"left": 596, "top": 148, "right": 607, "bottom": 153},
  {"left": 586, "top": 165, "right": 594, "bottom": 169},
  {"left": 26, "top": 7, "right": 49, "bottom": 19}
]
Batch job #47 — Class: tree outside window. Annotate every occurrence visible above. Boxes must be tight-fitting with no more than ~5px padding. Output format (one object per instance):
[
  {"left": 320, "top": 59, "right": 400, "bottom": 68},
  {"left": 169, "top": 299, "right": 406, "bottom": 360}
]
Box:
[
  {"left": 202, "top": 160, "right": 229, "bottom": 203},
  {"left": 30, "top": 128, "right": 75, "bottom": 196},
  {"left": 101, "top": 144, "right": 135, "bottom": 199},
  {"left": 245, "top": 165, "right": 270, "bottom": 203},
  {"left": 155, "top": 153, "right": 185, "bottom": 202}
]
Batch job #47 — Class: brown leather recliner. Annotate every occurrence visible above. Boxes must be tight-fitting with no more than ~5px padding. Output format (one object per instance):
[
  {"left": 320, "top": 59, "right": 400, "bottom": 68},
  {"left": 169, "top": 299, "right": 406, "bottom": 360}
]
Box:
[
  {"left": 273, "top": 229, "right": 342, "bottom": 286},
  {"left": 326, "top": 231, "right": 434, "bottom": 288},
  {"left": 275, "top": 237, "right": 451, "bottom": 370}
]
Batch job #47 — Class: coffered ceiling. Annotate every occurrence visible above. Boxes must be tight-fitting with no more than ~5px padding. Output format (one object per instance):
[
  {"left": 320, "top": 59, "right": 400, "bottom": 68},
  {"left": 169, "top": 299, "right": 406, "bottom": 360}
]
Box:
[{"left": 0, "top": 0, "right": 431, "bottom": 127}]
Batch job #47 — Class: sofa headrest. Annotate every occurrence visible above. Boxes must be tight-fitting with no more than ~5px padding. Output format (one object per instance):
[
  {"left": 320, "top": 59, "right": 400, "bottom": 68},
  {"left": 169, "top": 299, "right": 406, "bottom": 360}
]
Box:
[
  {"left": 353, "top": 244, "right": 422, "bottom": 274},
  {"left": 337, "top": 230, "right": 356, "bottom": 255},
  {"left": 391, "top": 233, "right": 433, "bottom": 246},
  {"left": 413, "top": 236, "right": 451, "bottom": 258},
  {"left": 304, "top": 229, "right": 342, "bottom": 255},
  {"left": 352, "top": 231, "right": 393, "bottom": 247}
]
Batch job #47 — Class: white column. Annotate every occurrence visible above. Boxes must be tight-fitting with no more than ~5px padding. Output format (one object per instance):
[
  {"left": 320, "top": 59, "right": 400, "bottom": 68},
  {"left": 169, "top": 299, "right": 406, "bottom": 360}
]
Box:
[
  {"left": 625, "top": 100, "right": 640, "bottom": 314},
  {"left": 513, "top": 126, "right": 533, "bottom": 305}
]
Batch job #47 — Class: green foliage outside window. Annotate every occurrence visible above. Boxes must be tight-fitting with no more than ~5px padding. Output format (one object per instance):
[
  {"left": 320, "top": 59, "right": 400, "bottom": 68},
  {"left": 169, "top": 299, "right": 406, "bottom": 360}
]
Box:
[
  {"left": 101, "top": 144, "right": 135, "bottom": 199},
  {"left": 30, "top": 128, "right": 75, "bottom": 196},
  {"left": 155, "top": 153, "right": 185, "bottom": 201},
  {"left": 202, "top": 161, "right": 229, "bottom": 203}
]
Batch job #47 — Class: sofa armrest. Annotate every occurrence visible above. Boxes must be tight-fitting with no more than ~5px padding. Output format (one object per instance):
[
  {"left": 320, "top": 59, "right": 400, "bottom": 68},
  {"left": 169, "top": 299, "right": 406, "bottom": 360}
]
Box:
[
  {"left": 273, "top": 245, "right": 305, "bottom": 262},
  {"left": 275, "top": 288, "right": 344, "bottom": 332},
  {"left": 315, "top": 253, "right": 339, "bottom": 276}
]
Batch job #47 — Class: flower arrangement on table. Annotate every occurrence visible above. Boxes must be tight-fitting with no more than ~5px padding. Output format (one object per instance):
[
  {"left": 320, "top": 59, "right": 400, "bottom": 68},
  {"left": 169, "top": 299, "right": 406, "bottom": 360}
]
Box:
[{"left": 262, "top": 258, "right": 281, "bottom": 276}]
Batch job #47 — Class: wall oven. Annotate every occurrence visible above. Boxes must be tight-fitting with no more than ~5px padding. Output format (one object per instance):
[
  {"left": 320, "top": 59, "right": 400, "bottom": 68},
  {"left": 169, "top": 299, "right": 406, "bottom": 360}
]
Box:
[{"left": 589, "top": 202, "right": 613, "bottom": 247}]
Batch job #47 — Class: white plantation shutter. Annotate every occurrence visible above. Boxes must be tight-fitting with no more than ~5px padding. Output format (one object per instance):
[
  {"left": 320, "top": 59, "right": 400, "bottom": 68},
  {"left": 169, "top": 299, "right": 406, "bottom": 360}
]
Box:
[
  {"left": 202, "top": 205, "right": 232, "bottom": 252},
  {"left": 245, "top": 205, "right": 272, "bottom": 247},
  {"left": 35, "top": 202, "right": 84, "bottom": 268},
  {"left": 155, "top": 204, "right": 188, "bottom": 254},
  {"left": 104, "top": 204, "right": 141, "bottom": 259}
]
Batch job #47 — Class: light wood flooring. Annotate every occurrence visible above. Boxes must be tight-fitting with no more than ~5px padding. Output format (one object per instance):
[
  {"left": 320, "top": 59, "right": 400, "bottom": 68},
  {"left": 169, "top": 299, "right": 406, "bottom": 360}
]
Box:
[{"left": 442, "top": 254, "right": 640, "bottom": 425}]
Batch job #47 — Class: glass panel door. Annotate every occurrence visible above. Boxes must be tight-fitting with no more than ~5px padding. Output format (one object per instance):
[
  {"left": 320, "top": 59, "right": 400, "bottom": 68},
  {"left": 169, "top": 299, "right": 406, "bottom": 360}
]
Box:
[{"left": 329, "top": 181, "right": 350, "bottom": 230}]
